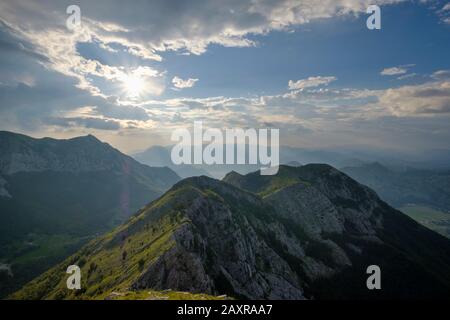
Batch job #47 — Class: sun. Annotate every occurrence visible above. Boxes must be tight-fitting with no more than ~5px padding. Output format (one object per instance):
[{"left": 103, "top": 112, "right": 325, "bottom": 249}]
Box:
[{"left": 123, "top": 74, "right": 145, "bottom": 98}]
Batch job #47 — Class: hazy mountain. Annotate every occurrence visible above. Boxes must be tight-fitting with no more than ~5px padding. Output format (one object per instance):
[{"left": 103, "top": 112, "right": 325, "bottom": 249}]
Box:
[
  {"left": 282, "top": 146, "right": 450, "bottom": 171},
  {"left": 0, "top": 131, "right": 180, "bottom": 297},
  {"left": 133, "top": 144, "right": 357, "bottom": 179},
  {"left": 12, "top": 165, "right": 450, "bottom": 300},
  {"left": 133, "top": 145, "right": 266, "bottom": 179},
  {"left": 133, "top": 145, "right": 212, "bottom": 178},
  {"left": 283, "top": 161, "right": 302, "bottom": 167},
  {"left": 341, "top": 162, "right": 450, "bottom": 212},
  {"left": 134, "top": 143, "right": 436, "bottom": 179}
]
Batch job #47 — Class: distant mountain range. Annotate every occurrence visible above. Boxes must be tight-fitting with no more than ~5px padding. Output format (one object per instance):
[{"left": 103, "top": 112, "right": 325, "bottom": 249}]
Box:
[
  {"left": 133, "top": 144, "right": 450, "bottom": 213},
  {"left": 133, "top": 144, "right": 450, "bottom": 180},
  {"left": 11, "top": 165, "right": 450, "bottom": 300},
  {"left": 0, "top": 131, "right": 180, "bottom": 297},
  {"left": 133, "top": 145, "right": 212, "bottom": 178},
  {"left": 132, "top": 145, "right": 365, "bottom": 179},
  {"left": 342, "top": 162, "right": 450, "bottom": 213}
]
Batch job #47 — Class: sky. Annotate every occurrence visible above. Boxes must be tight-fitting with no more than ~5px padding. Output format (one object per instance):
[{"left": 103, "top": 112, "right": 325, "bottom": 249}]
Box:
[{"left": 0, "top": 0, "right": 450, "bottom": 156}]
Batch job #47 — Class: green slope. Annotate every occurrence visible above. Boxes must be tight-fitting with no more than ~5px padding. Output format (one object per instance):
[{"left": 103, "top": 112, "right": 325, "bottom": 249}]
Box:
[{"left": 9, "top": 191, "right": 180, "bottom": 299}]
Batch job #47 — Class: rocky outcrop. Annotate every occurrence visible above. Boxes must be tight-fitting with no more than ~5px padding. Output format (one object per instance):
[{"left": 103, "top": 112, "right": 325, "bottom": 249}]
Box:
[{"left": 133, "top": 185, "right": 305, "bottom": 299}]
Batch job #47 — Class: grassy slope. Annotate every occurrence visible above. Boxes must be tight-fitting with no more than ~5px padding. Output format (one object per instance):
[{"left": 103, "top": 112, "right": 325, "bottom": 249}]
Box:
[
  {"left": 223, "top": 166, "right": 309, "bottom": 198},
  {"left": 400, "top": 205, "right": 450, "bottom": 239},
  {"left": 0, "top": 170, "right": 165, "bottom": 298},
  {"left": 9, "top": 185, "right": 225, "bottom": 300},
  {"left": 105, "top": 290, "right": 229, "bottom": 300}
]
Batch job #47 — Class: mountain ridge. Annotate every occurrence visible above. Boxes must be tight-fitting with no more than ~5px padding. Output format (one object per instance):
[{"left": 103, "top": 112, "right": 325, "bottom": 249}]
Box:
[{"left": 11, "top": 164, "right": 450, "bottom": 300}]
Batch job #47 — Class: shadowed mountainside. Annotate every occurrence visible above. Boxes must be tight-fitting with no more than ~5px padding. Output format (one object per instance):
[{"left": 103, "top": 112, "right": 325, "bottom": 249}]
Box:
[{"left": 0, "top": 131, "right": 180, "bottom": 297}]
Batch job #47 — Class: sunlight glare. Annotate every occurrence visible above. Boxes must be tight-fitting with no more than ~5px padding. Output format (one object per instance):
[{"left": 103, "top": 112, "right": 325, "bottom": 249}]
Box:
[{"left": 123, "top": 74, "right": 145, "bottom": 98}]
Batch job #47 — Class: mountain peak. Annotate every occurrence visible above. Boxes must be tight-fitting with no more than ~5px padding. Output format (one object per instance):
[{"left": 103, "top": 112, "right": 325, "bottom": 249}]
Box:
[
  {"left": 222, "top": 170, "right": 242, "bottom": 180},
  {"left": 65, "top": 133, "right": 102, "bottom": 144},
  {"left": 171, "top": 174, "right": 222, "bottom": 191},
  {"left": 80, "top": 133, "right": 100, "bottom": 141},
  {"left": 0, "top": 131, "right": 179, "bottom": 180},
  {"left": 367, "top": 161, "right": 390, "bottom": 171}
]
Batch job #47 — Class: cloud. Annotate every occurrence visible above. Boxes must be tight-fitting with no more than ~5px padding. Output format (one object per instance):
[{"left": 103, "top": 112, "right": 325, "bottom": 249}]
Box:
[
  {"left": 1, "top": 0, "right": 450, "bottom": 154},
  {"left": 172, "top": 76, "right": 199, "bottom": 89},
  {"left": 288, "top": 76, "right": 337, "bottom": 90},
  {"left": 437, "top": 3, "right": 450, "bottom": 24},
  {"left": 397, "top": 73, "right": 417, "bottom": 80},
  {"left": 46, "top": 116, "right": 122, "bottom": 130},
  {"left": 377, "top": 79, "right": 450, "bottom": 115},
  {"left": 93, "top": 103, "right": 151, "bottom": 121},
  {"left": 380, "top": 66, "right": 408, "bottom": 76},
  {"left": 0, "top": 3, "right": 165, "bottom": 101},
  {"left": 381, "top": 64, "right": 416, "bottom": 77},
  {"left": 432, "top": 69, "right": 450, "bottom": 80},
  {"left": 0, "top": 0, "right": 404, "bottom": 114},
  {"left": 0, "top": 0, "right": 407, "bottom": 59}
]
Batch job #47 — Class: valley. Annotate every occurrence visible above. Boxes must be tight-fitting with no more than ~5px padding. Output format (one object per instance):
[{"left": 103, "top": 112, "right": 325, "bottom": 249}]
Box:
[{"left": 400, "top": 205, "right": 450, "bottom": 239}]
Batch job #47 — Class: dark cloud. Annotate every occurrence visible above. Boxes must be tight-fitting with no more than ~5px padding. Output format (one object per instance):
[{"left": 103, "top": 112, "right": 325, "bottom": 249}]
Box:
[
  {"left": 93, "top": 103, "right": 150, "bottom": 121},
  {"left": 45, "top": 116, "right": 122, "bottom": 130}
]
